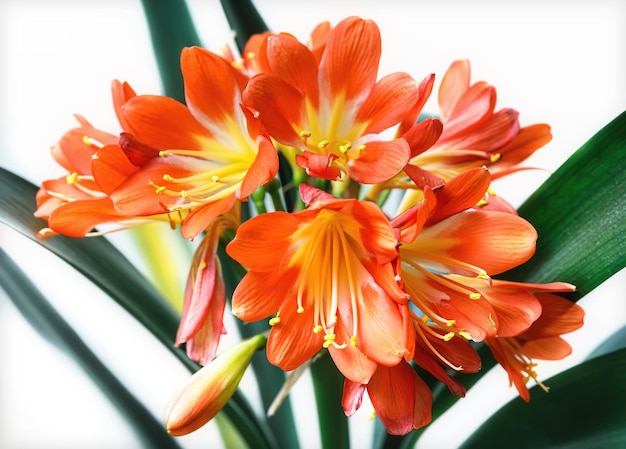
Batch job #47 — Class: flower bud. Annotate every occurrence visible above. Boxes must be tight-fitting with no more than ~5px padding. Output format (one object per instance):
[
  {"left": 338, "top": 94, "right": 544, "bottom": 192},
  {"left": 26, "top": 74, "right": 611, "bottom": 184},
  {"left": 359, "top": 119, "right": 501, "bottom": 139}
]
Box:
[{"left": 165, "top": 334, "right": 266, "bottom": 436}]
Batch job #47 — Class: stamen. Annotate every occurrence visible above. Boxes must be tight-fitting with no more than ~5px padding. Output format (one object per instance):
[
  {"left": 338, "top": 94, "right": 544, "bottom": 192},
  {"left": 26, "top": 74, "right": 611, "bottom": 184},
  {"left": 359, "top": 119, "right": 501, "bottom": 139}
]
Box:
[
  {"left": 443, "top": 332, "right": 455, "bottom": 341},
  {"left": 299, "top": 130, "right": 312, "bottom": 139},
  {"left": 313, "top": 325, "right": 323, "bottom": 334},
  {"left": 66, "top": 172, "right": 78, "bottom": 185},
  {"left": 82, "top": 136, "right": 105, "bottom": 148},
  {"left": 163, "top": 174, "right": 174, "bottom": 182},
  {"left": 198, "top": 262, "right": 207, "bottom": 270},
  {"left": 446, "top": 319, "right": 456, "bottom": 327},
  {"left": 269, "top": 316, "right": 281, "bottom": 326},
  {"left": 350, "top": 335, "right": 357, "bottom": 347},
  {"left": 490, "top": 153, "right": 501, "bottom": 163},
  {"left": 476, "top": 198, "right": 489, "bottom": 207},
  {"left": 422, "top": 315, "right": 429, "bottom": 324},
  {"left": 180, "top": 190, "right": 188, "bottom": 199},
  {"left": 318, "top": 139, "right": 329, "bottom": 149},
  {"left": 339, "top": 143, "right": 351, "bottom": 153},
  {"left": 459, "top": 330, "right": 473, "bottom": 340},
  {"left": 159, "top": 150, "right": 169, "bottom": 157},
  {"left": 469, "top": 292, "right": 481, "bottom": 300},
  {"left": 476, "top": 270, "right": 490, "bottom": 280},
  {"left": 488, "top": 313, "right": 496, "bottom": 327},
  {"left": 322, "top": 333, "right": 336, "bottom": 348},
  {"left": 356, "top": 144, "right": 366, "bottom": 151},
  {"left": 297, "top": 306, "right": 305, "bottom": 314}
]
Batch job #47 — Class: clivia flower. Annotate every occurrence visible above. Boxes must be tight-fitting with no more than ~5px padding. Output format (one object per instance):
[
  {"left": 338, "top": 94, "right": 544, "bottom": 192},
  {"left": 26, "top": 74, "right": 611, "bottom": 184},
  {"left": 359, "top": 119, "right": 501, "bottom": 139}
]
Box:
[
  {"left": 110, "top": 46, "right": 279, "bottom": 239},
  {"left": 242, "top": 16, "right": 420, "bottom": 184},
  {"left": 226, "top": 184, "right": 411, "bottom": 384}
]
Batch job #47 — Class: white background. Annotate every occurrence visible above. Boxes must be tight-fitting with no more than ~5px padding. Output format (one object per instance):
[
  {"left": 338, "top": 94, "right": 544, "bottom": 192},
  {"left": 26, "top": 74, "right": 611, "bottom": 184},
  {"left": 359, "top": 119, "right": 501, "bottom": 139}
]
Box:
[{"left": 1, "top": 1, "right": 625, "bottom": 448}]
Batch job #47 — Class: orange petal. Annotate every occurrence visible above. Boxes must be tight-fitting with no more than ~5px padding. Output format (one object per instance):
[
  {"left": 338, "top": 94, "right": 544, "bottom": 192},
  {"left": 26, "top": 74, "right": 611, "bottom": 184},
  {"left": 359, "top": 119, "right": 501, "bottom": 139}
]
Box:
[
  {"left": 226, "top": 211, "right": 300, "bottom": 270},
  {"left": 47, "top": 197, "right": 126, "bottom": 237},
  {"left": 368, "top": 362, "right": 433, "bottom": 435},
  {"left": 243, "top": 73, "right": 305, "bottom": 148},
  {"left": 402, "top": 117, "right": 443, "bottom": 158},
  {"left": 420, "top": 210, "right": 537, "bottom": 275},
  {"left": 342, "top": 379, "right": 366, "bottom": 416},
  {"left": 483, "top": 289, "right": 542, "bottom": 338},
  {"left": 438, "top": 59, "right": 470, "bottom": 122},
  {"left": 357, "top": 72, "right": 420, "bottom": 134},
  {"left": 238, "top": 135, "right": 279, "bottom": 199},
  {"left": 266, "top": 302, "right": 323, "bottom": 371},
  {"left": 397, "top": 73, "right": 436, "bottom": 137},
  {"left": 122, "top": 94, "right": 211, "bottom": 149},
  {"left": 521, "top": 336, "right": 572, "bottom": 360},
  {"left": 111, "top": 79, "right": 137, "bottom": 131},
  {"left": 441, "top": 82, "right": 496, "bottom": 139},
  {"left": 329, "top": 318, "right": 377, "bottom": 384},
  {"left": 231, "top": 268, "right": 297, "bottom": 322},
  {"left": 266, "top": 34, "right": 319, "bottom": 104},
  {"left": 427, "top": 167, "right": 491, "bottom": 223},
  {"left": 92, "top": 144, "right": 138, "bottom": 194},
  {"left": 348, "top": 138, "right": 410, "bottom": 183},
  {"left": 522, "top": 294, "right": 584, "bottom": 339},
  {"left": 181, "top": 194, "right": 237, "bottom": 240},
  {"left": 181, "top": 47, "right": 243, "bottom": 126},
  {"left": 319, "top": 17, "right": 380, "bottom": 102}
]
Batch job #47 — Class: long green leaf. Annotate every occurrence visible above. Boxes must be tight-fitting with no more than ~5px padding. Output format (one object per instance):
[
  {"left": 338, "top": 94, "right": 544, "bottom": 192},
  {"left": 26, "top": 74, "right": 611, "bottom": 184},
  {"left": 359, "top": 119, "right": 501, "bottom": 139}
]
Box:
[
  {"left": 219, "top": 0, "right": 269, "bottom": 53},
  {"left": 310, "top": 353, "right": 350, "bottom": 449},
  {"left": 384, "top": 111, "right": 626, "bottom": 448},
  {"left": 0, "top": 248, "right": 182, "bottom": 449},
  {"left": 459, "top": 348, "right": 626, "bottom": 449},
  {"left": 140, "top": 0, "right": 202, "bottom": 102},
  {"left": 0, "top": 167, "right": 273, "bottom": 449}
]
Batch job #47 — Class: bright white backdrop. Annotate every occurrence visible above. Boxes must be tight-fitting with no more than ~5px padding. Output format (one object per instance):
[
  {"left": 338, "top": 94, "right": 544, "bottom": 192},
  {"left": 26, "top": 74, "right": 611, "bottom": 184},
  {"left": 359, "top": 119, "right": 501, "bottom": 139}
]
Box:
[{"left": 1, "top": 1, "right": 625, "bottom": 448}]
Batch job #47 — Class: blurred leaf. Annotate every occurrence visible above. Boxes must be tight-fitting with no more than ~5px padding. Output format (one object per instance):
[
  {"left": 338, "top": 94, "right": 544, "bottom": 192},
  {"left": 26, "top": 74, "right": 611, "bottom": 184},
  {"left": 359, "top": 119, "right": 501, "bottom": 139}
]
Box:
[
  {"left": 310, "top": 353, "right": 350, "bottom": 449},
  {"left": 0, "top": 167, "right": 274, "bottom": 449},
  {"left": 459, "top": 348, "right": 626, "bottom": 449},
  {"left": 384, "top": 111, "right": 626, "bottom": 448},
  {"left": 219, "top": 0, "right": 269, "bottom": 53},
  {"left": 140, "top": 0, "right": 202, "bottom": 102},
  {"left": 0, "top": 248, "right": 182, "bottom": 449}
]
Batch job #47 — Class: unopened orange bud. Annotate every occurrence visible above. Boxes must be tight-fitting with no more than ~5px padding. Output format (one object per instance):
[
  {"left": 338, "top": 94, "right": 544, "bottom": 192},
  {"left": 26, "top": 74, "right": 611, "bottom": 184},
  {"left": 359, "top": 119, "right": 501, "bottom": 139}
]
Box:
[{"left": 165, "top": 334, "right": 266, "bottom": 436}]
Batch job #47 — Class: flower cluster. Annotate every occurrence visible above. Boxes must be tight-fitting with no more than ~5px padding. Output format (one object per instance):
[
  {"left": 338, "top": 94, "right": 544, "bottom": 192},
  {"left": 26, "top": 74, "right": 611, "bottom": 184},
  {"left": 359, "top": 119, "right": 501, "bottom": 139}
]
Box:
[{"left": 35, "top": 17, "right": 584, "bottom": 436}]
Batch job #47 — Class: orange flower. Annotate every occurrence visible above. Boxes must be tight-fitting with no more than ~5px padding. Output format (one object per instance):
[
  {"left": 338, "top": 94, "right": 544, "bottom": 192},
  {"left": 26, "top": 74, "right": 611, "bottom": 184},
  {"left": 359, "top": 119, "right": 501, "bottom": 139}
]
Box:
[
  {"left": 226, "top": 184, "right": 411, "bottom": 384},
  {"left": 242, "top": 16, "right": 417, "bottom": 183},
  {"left": 393, "top": 168, "right": 574, "bottom": 345},
  {"left": 34, "top": 82, "right": 172, "bottom": 237},
  {"left": 175, "top": 207, "right": 240, "bottom": 365},
  {"left": 110, "top": 46, "right": 278, "bottom": 239},
  {"left": 486, "top": 293, "right": 584, "bottom": 401},
  {"left": 343, "top": 361, "right": 433, "bottom": 435}
]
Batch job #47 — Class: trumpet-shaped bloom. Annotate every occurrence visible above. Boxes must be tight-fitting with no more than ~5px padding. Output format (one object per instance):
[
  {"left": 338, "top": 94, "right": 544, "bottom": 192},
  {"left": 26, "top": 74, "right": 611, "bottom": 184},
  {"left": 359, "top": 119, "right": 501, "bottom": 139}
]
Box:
[
  {"left": 486, "top": 293, "right": 584, "bottom": 401},
  {"left": 176, "top": 207, "right": 240, "bottom": 365},
  {"left": 227, "top": 184, "right": 410, "bottom": 383},
  {"left": 394, "top": 168, "right": 574, "bottom": 346},
  {"left": 165, "top": 335, "right": 266, "bottom": 435},
  {"left": 242, "top": 16, "right": 417, "bottom": 183},
  {"left": 110, "top": 46, "right": 279, "bottom": 239},
  {"left": 34, "top": 104, "right": 171, "bottom": 237}
]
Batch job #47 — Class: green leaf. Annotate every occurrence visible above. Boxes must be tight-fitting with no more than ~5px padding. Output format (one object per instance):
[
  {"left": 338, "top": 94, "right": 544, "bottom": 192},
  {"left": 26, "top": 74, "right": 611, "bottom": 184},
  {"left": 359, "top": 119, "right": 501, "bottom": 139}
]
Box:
[
  {"left": 140, "top": 0, "right": 203, "bottom": 102},
  {"left": 459, "top": 348, "right": 626, "bottom": 449},
  {"left": 504, "top": 110, "right": 626, "bottom": 297},
  {"left": 0, "top": 167, "right": 274, "bottom": 449},
  {"left": 310, "top": 353, "right": 350, "bottom": 449},
  {"left": 587, "top": 325, "right": 626, "bottom": 360},
  {"left": 0, "top": 247, "right": 183, "bottom": 449},
  {"left": 383, "top": 110, "right": 626, "bottom": 448},
  {"left": 219, "top": 0, "right": 270, "bottom": 53}
]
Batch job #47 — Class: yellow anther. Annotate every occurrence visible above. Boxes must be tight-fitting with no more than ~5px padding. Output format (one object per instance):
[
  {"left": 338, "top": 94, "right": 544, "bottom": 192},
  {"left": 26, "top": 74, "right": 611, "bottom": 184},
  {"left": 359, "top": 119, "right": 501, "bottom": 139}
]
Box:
[
  {"left": 158, "top": 150, "right": 169, "bottom": 157},
  {"left": 163, "top": 174, "right": 174, "bottom": 182},
  {"left": 198, "top": 262, "right": 207, "bottom": 270},
  {"left": 357, "top": 144, "right": 366, "bottom": 151},
  {"left": 368, "top": 411, "right": 377, "bottom": 421},
  {"left": 476, "top": 271, "right": 490, "bottom": 280},
  {"left": 459, "top": 330, "right": 473, "bottom": 340},
  {"left": 443, "top": 332, "right": 455, "bottom": 341},
  {"left": 323, "top": 333, "right": 336, "bottom": 341},
  {"left": 155, "top": 186, "right": 166, "bottom": 194},
  {"left": 469, "top": 292, "right": 481, "bottom": 300},
  {"left": 318, "top": 139, "right": 329, "bottom": 149},
  {"left": 446, "top": 319, "right": 456, "bottom": 327},
  {"left": 421, "top": 315, "right": 429, "bottom": 324},
  {"left": 350, "top": 335, "right": 357, "bottom": 347},
  {"left": 490, "top": 153, "right": 501, "bottom": 163},
  {"left": 297, "top": 306, "right": 304, "bottom": 314},
  {"left": 180, "top": 190, "right": 188, "bottom": 199},
  {"left": 487, "top": 187, "right": 497, "bottom": 195},
  {"left": 82, "top": 136, "right": 91, "bottom": 145},
  {"left": 269, "top": 316, "right": 281, "bottom": 326},
  {"left": 246, "top": 51, "right": 255, "bottom": 59},
  {"left": 339, "top": 143, "right": 351, "bottom": 153},
  {"left": 65, "top": 172, "right": 78, "bottom": 185},
  {"left": 313, "top": 325, "right": 323, "bottom": 334},
  {"left": 476, "top": 198, "right": 489, "bottom": 207},
  {"left": 211, "top": 175, "right": 219, "bottom": 182},
  {"left": 299, "top": 130, "right": 312, "bottom": 138}
]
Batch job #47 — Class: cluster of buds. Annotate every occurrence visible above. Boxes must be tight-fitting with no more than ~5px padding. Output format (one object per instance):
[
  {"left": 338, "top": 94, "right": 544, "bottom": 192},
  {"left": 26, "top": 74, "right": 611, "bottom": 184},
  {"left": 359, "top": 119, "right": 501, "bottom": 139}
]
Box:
[{"left": 35, "top": 17, "right": 583, "bottom": 435}]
